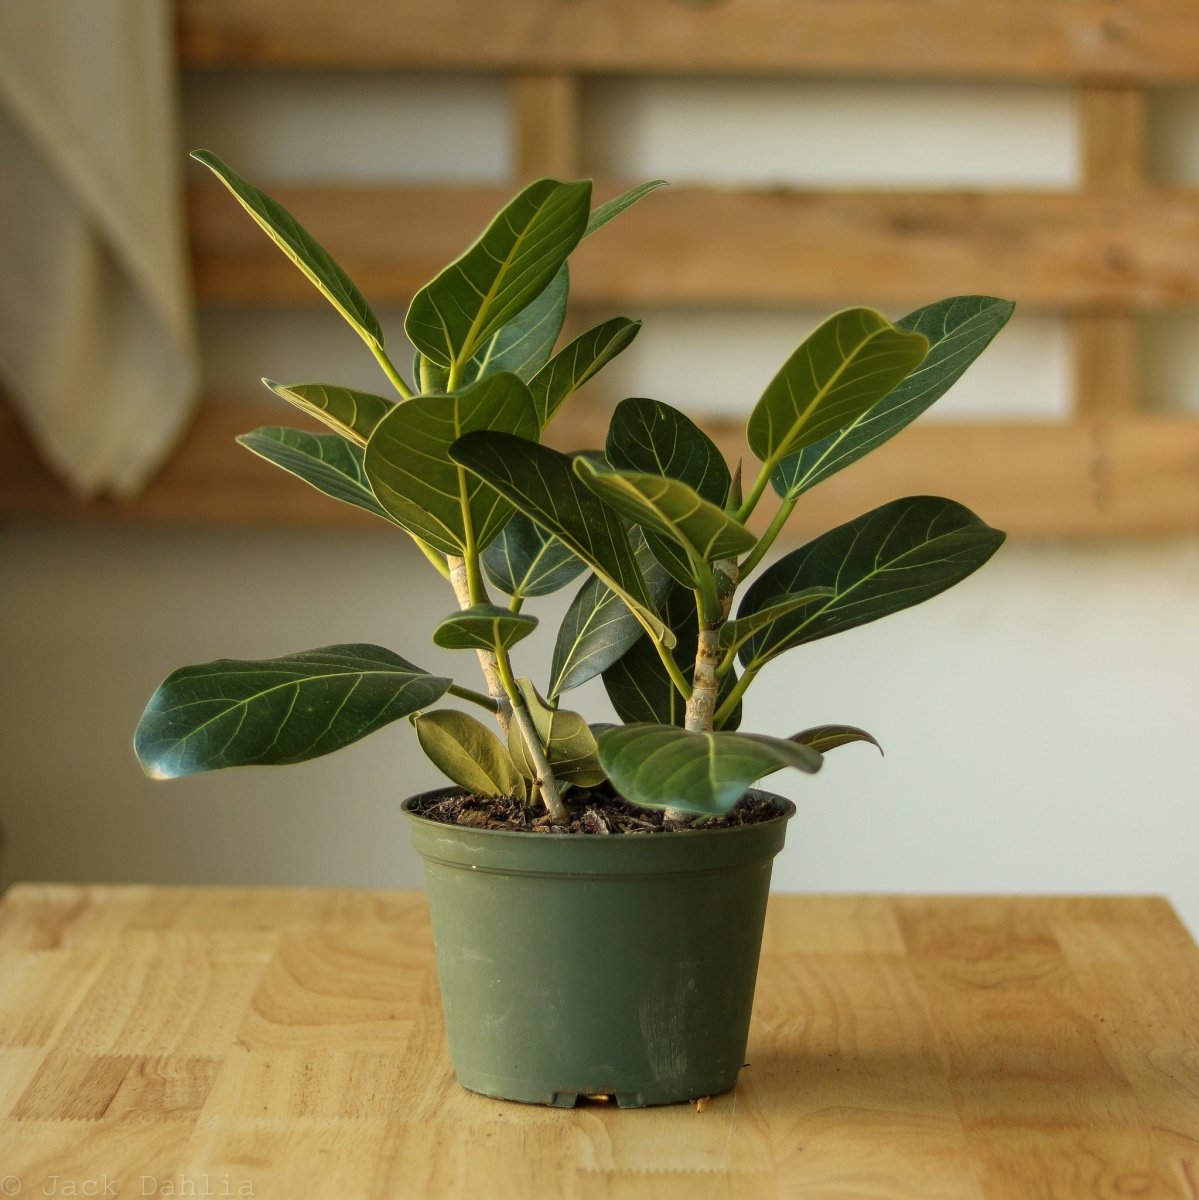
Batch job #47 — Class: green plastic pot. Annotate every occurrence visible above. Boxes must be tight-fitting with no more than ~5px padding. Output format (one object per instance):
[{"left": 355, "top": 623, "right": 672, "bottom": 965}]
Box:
[{"left": 403, "top": 788, "right": 794, "bottom": 1108}]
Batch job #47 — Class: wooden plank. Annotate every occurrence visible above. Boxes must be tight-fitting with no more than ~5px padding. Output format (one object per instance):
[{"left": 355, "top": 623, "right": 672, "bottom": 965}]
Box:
[
  {"left": 510, "top": 75, "right": 580, "bottom": 181},
  {"left": 189, "top": 183, "right": 1199, "bottom": 310},
  {"left": 177, "top": 0, "right": 1199, "bottom": 82},
  {"left": 4, "top": 398, "right": 1197, "bottom": 536},
  {"left": 1073, "top": 314, "right": 1139, "bottom": 415},
  {"left": 1072, "top": 87, "right": 1144, "bottom": 416},
  {"left": 1078, "top": 86, "right": 1145, "bottom": 188},
  {"left": 1, "top": 887, "right": 1197, "bottom": 1198}
]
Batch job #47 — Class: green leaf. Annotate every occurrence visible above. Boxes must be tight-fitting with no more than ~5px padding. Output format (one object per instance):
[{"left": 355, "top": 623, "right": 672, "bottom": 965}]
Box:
[
  {"left": 237, "top": 427, "right": 395, "bottom": 524},
  {"left": 411, "top": 709, "right": 527, "bottom": 801},
  {"left": 738, "top": 496, "right": 1006, "bottom": 671},
  {"left": 135, "top": 644, "right": 450, "bottom": 779},
  {"left": 363, "top": 373, "right": 539, "bottom": 555},
  {"left": 772, "top": 296, "right": 1015, "bottom": 499},
  {"left": 792, "top": 725, "right": 883, "bottom": 755},
  {"left": 191, "top": 150, "right": 384, "bottom": 352},
  {"left": 573, "top": 457, "right": 755, "bottom": 586},
  {"left": 527, "top": 318, "right": 642, "bottom": 428},
  {"left": 746, "top": 307, "right": 928, "bottom": 470},
  {"left": 450, "top": 433, "right": 672, "bottom": 647},
  {"left": 603, "top": 584, "right": 743, "bottom": 730},
  {"left": 507, "top": 679, "right": 605, "bottom": 787},
  {"left": 718, "top": 589, "right": 835, "bottom": 653},
  {"left": 605, "top": 396, "right": 734, "bottom": 583},
  {"left": 465, "top": 263, "right": 569, "bottom": 385},
  {"left": 263, "top": 380, "right": 392, "bottom": 446},
  {"left": 482, "top": 511, "right": 585, "bottom": 599},
  {"left": 596, "top": 724, "right": 822, "bottom": 815},
  {"left": 433, "top": 605, "right": 538, "bottom": 652},
  {"left": 606, "top": 397, "right": 730, "bottom": 505},
  {"left": 406, "top": 178, "right": 591, "bottom": 370},
  {"left": 584, "top": 180, "right": 668, "bottom": 238},
  {"left": 547, "top": 530, "right": 673, "bottom": 698}
]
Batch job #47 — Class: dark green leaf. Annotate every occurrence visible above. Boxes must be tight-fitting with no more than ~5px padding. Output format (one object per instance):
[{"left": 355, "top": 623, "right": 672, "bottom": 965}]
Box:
[
  {"left": 606, "top": 397, "right": 730, "bottom": 505},
  {"left": 136, "top": 644, "right": 450, "bottom": 778},
  {"left": 263, "top": 380, "right": 392, "bottom": 446},
  {"left": 746, "top": 307, "right": 928, "bottom": 469},
  {"left": 406, "top": 178, "right": 591, "bottom": 369},
  {"left": 236, "top": 427, "right": 394, "bottom": 524},
  {"left": 411, "top": 709, "right": 527, "bottom": 800},
  {"left": 527, "top": 318, "right": 641, "bottom": 427},
  {"left": 718, "top": 588, "right": 834, "bottom": 653},
  {"left": 604, "top": 397, "right": 736, "bottom": 583},
  {"left": 192, "top": 150, "right": 384, "bottom": 351},
  {"left": 772, "top": 296, "right": 1015, "bottom": 499},
  {"left": 465, "top": 264, "right": 569, "bottom": 385},
  {"left": 547, "top": 531, "right": 673, "bottom": 698},
  {"left": 433, "top": 605, "right": 538, "bottom": 652},
  {"left": 363, "top": 373, "right": 538, "bottom": 555},
  {"left": 574, "top": 457, "right": 755, "bottom": 586},
  {"left": 603, "top": 584, "right": 743, "bottom": 730},
  {"left": 596, "top": 724, "right": 822, "bottom": 815},
  {"left": 482, "top": 511, "right": 586, "bottom": 598},
  {"left": 584, "top": 180, "right": 668, "bottom": 238},
  {"left": 738, "top": 496, "right": 1006, "bottom": 670},
  {"left": 507, "top": 679, "right": 605, "bottom": 787},
  {"left": 450, "top": 433, "right": 672, "bottom": 646},
  {"left": 792, "top": 725, "right": 883, "bottom": 755}
]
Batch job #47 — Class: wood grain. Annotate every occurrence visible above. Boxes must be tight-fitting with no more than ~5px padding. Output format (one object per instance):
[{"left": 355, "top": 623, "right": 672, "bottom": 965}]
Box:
[
  {"left": 188, "top": 183, "right": 1199, "bottom": 311},
  {"left": 0, "top": 886, "right": 1195, "bottom": 1198},
  {"left": 176, "top": 0, "right": 1199, "bottom": 82}
]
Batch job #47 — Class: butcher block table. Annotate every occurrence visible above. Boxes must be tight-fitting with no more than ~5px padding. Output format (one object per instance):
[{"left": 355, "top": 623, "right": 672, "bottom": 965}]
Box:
[{"left": 1, "top": 886, "right": 1197, "bottom": 1199}]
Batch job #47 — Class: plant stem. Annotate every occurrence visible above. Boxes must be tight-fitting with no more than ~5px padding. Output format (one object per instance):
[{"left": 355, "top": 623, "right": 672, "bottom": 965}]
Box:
[
  {"left": 447, "top": 683, "right": 500, "bottom": 712},
  {"left": 694, "top": 563, "right": 722, "bottom": 626},
  {"left": 446, "top": 554, "right": 511, "bottom": 736},
  {"left": 739, "top": 494, "right": 798, "bottom": 579},
  {"left": 371, "top": 343, "right": 414, "bottom": 399},
  {"left": 685, "top": 626, "right": 723, "bottom": 733},
  {"left": 492, "top": 643, "right": 568, "bottom": 824},
  {"left": 661, "top": 561, "right": 742, "bottom": 824}
]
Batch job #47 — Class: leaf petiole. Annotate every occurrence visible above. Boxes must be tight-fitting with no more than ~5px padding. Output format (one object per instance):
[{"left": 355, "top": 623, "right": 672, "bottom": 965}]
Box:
[
  {"left": 447, "top": 683, "right": 501, "bottom": 712},
  {"left": 713, "top": 664, "right": 759, "bottom": 729},
  {"left": 371, "top": 343, "right": 414, "bottom": 399},
  {"left": 739, "top": 495, "right": 798, "bottom": 579}
]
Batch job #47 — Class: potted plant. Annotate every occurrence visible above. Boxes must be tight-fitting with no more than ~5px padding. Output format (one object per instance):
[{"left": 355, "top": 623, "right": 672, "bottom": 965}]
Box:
[{"left": 136, "top": 153, "right": 1012, "bottom": 1107}]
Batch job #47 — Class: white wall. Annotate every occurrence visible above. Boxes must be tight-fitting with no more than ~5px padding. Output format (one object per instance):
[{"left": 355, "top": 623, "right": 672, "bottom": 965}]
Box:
[{"left": 3, "top": 73, "right": 1197, "bottom": 934}]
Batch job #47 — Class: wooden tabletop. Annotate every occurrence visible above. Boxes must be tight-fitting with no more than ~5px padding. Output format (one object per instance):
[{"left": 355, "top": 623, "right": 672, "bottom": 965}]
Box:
[{"left": 0, "top": 886, "right": 1196, "bottom": 1199}]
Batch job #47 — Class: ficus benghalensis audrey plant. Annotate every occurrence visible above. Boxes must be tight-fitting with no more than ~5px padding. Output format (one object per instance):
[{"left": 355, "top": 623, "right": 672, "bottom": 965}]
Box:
[{"left": 135, "top": 153, "right": 1011, "bottom": 823}]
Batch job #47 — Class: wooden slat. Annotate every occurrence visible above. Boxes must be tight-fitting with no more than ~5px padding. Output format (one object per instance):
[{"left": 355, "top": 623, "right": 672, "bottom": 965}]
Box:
[
  {"left": 189, "top": 183, "right": 1199, "bottom": 310},
  {"left": 4, "top": 399, "right": 1197, "bottom": 537},
  {"left": 177, "top": 0, "right": 1199, "bottom": 82},
  {"left": 1073, "top": 315, "right": 1139, "bottom": 415},
  {"left": 510, "top": 75, "right": 581, "bottom": 182},
  {"left": 1072, "top": 87, "right": 1144, "bottom": 417},
  {"left": 1078, "top": 85, "right": 1145, "bottom": 188}
]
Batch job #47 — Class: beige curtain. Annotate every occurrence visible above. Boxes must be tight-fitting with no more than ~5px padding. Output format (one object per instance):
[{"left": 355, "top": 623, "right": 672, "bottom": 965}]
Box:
[{"left": 0, "top": 0, "right": 199, "bottom": 498}]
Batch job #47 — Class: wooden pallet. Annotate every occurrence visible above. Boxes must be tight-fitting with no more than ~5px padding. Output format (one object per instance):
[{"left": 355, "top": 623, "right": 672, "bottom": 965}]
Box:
[{"left": 5, "top": 0, "right": 1198, "bottom": 535}]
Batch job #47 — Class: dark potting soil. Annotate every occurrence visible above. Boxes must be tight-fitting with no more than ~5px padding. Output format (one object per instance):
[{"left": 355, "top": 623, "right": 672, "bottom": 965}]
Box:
[{"left": 408, "top": 788, "right": 782, "bottom": 835}]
